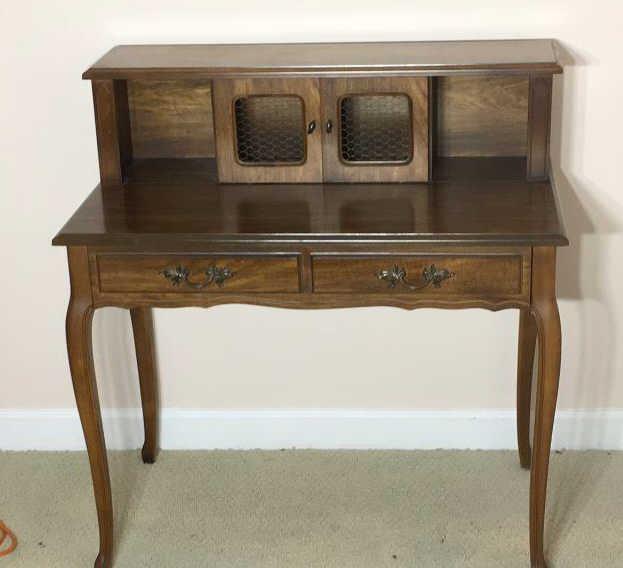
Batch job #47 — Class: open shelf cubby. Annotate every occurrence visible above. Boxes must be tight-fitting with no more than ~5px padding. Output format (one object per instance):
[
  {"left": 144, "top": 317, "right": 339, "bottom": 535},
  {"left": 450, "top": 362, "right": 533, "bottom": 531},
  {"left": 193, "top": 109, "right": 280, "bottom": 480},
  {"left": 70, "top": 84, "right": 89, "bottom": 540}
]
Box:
[{"left": 111, "top": 73, "right": 532, "bottom": 186}]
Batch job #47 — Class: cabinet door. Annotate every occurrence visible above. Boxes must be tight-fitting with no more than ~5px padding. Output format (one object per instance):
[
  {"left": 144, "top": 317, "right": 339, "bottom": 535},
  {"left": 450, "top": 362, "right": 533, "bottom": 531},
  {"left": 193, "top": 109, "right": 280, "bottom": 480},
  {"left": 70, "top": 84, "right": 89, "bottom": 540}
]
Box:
[
  {"left": 213, "top": 79, "right": 322, "bottom": 183},
  {"left": 321, "top": 78, "right": 429, "bottom": 183}
]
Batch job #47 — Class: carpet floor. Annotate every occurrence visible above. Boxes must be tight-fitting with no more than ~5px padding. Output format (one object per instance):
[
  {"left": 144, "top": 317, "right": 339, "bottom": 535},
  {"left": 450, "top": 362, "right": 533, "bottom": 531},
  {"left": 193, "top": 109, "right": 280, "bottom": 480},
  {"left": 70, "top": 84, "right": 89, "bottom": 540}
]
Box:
[{"left": 1, "top": 450, "right": 622, "bottom": 567}]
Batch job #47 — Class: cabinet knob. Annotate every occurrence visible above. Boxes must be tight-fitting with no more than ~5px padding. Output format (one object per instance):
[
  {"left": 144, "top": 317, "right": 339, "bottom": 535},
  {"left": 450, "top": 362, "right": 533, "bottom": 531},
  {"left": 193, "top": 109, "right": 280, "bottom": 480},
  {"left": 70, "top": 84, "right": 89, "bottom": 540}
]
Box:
[
  {"left": 307, "top": 120, "right": 316, "bottom": 134},
  {"left": 326, "top": 119, "right": 333, "bottom": 134}
]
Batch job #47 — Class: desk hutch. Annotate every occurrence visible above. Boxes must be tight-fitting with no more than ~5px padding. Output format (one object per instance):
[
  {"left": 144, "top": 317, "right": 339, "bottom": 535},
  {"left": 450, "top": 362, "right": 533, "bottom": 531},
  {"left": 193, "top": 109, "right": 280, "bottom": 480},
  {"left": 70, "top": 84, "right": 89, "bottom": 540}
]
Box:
[{"left": 53, "top": 40, "right": 567, "bottom": 567}]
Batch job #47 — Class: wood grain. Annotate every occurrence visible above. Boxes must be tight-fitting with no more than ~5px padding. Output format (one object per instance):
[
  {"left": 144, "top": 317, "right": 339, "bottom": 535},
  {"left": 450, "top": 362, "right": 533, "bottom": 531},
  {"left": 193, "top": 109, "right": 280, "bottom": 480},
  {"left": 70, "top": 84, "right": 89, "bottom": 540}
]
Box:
[
  {"left": 62, "top": 41, "right": 566, "bottom": 568},
  {"left": 312, "top": 251, "right": 530, "bottom": 299},
  {"left": 66, "top": 247, "right": 113, "bottom": 567},
  {"left": 128, "top": 79, "right": 214, "bottom": 158},
  {"left": 83, "top": 40, "right": 562, "bottom": 80},
  {"left": 517, "top": 307, "right": 537, "bottom": 469},
  {"left": 529, "top": 246, "right": 561, "bottom": 568},
  {"left": 92, "top": 80, "right": 126, "bottom": 187},
  {"left": 436, "top": 76, "right": 529, "bottom": 157},
  {"left": 527, "top": 75, "right": 553, "bottom": 180},
  {"left": 87, "top": 244, "right": 534, "bottom": 311},
  {"left": 93, "top": 291, "right": 530, "bottom": 312},
  {"left": 51, "top": 169, "right": 568, "bottom": 248},
  {"left": 213, "top": 78, "right": 322, "bottom": 183},
  {"left": 115, "top": 80, "right": 133, "bottom": 171},
  {"left": 320, "top": 77, "right": 428, "bottom": 182},
  {"left": 96, "top": 253, "right": 301, "bottom": 294},
  {"left": 130, "top": 307, "right": 159, "bottom": 464}
]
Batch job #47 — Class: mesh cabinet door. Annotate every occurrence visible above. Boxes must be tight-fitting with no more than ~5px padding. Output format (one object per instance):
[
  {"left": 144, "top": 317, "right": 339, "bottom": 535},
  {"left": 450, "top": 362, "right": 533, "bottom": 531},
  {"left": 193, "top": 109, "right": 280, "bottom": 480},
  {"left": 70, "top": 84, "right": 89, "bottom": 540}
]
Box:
[
  {"left": 321, "top": 78, "right": 429, "bottom": 183},
  {"left": 213, "top": 79, "right": 323, "bottom": 183}
]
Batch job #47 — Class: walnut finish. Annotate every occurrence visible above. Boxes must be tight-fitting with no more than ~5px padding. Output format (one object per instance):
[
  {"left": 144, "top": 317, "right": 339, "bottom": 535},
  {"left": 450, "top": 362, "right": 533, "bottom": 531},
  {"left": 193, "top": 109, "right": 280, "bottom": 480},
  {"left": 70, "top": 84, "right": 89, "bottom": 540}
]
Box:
[
  {"left": 83, "top": 40, "right": 562, "bottom": 80},
  {"left": 436, "top": 75, "right": 528, "bottom": 157},
  {"left": 213, "top": 78, "right": 323, "bottom": 183},
  {"left": 320, "top": 77, "right": 429, "bottom": 182},
  {"left": 128, "top": 79, "right": 215, "bottom": 158},
  {"left": 66, "top": 247, "right": 113, "bottom": 567},
  {"left": 92, "top": 80, "right": 129, "bottom": 187},
  {"left": 529, "top": 246, "right": 561, "bottom": 568},
  {"left": 130, "top": 307, "right": 159, "bottom": 464},
  {"left": 52, "top": 170, "right": 568, "bottom": 248},
  {"left": 517, "top": 308, "right": 538, "bottom": 469},
  {"left": 96, "top": 253, "right": 301, "bottom": 294},
  {"left": 57, "top": 40, "right": 567, "bottom": 568},
  {"left": 312, "top": 250, "right": 529, "bottom": 299},
  {"left": 527, "top": 75, "right": 553, "bottom": 181}
]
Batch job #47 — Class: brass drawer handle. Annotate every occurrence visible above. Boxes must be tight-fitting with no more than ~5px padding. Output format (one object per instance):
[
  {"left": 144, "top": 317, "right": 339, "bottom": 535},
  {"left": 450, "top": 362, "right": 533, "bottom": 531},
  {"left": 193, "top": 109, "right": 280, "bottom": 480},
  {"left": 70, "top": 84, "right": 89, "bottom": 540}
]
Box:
[
  {"left": 160, "top": 264, "right": 234, "bottom": 289},
  {"left": 377, "top": 264, "right": 455, "bottom": 291}
]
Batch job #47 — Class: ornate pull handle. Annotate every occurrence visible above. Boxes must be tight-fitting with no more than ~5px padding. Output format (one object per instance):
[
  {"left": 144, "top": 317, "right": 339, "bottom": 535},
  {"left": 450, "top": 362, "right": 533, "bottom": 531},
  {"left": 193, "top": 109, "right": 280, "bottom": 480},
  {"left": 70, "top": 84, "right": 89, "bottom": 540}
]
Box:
[
  {"left": 160, "top": 264, "right": 234, "bottom": 289},
  {"left": 307, "top": 120, "right": 316, "bottom": 134},
  {"left": 377, "top": 264, "right": 455, "bottom": 291}
]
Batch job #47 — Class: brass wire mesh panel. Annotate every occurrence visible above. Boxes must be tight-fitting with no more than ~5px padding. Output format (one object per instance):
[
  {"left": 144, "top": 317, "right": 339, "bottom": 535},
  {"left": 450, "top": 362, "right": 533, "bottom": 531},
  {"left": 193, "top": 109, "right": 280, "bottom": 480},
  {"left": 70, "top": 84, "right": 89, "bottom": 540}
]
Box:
[
  {"left": 339, "top": 94, "right": 412, "bottom": 163},
  {"left": 234, "top": 95, "right": 306, "bottom": 164}
]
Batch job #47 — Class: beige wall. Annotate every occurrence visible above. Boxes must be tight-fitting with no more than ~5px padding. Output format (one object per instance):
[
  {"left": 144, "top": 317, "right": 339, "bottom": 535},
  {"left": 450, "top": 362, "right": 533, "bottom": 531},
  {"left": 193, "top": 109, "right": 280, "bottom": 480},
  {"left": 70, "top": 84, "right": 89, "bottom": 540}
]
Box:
[{"left": 2, "top": 1, "right": 622, "bottom": 414}]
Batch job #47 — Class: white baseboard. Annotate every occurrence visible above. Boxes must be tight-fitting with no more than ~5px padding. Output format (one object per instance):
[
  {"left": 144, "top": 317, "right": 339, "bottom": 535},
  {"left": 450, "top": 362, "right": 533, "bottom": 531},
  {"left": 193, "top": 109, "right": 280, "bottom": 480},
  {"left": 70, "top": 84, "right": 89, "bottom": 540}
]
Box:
[{"left": 1, "top": 408, "right": 622, "bottom": 451}]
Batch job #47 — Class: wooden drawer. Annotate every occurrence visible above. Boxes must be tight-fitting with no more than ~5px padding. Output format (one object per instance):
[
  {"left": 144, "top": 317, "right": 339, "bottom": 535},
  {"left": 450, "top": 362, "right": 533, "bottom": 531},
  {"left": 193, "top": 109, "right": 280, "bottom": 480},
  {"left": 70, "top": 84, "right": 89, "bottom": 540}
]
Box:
[
  {"left": 311, "top": 250, "right": 530, "bottom": 299},
  {"left": 95, "top": 254, "right": 300, "bottom": 294}
]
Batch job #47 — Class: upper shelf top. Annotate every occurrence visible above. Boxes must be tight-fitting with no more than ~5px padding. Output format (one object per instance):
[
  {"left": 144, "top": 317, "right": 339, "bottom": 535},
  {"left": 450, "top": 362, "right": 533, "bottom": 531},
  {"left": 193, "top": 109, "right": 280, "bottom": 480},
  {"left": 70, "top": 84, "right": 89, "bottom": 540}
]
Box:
[{"left": 83, "top": 39, "right": 562, "bottom": 80}]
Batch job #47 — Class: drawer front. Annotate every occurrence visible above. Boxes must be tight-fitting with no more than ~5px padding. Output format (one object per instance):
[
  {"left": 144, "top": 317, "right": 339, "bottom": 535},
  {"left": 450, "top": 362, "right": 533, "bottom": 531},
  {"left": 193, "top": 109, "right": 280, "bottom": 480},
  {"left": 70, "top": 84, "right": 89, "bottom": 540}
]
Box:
[
  {"left": 312, "top": 252, "right": 530, "bottom": 299},
  {"left": 96, "top": 254, "right": 300, "bottom": 294}
]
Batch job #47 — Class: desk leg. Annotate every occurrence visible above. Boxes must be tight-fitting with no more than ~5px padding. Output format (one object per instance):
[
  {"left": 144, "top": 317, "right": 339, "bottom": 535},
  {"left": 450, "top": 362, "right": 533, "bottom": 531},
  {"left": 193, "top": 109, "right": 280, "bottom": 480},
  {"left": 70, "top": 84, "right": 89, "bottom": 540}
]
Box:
[
  {"left": 66, "top": 247, "right": 113, "bottom": 568},
  {"left": 130, "top": 308, "right": 159, "bottom": 464},
  {"left": 529, "top": 247, "right": 561, "bottom": 568},
  {"left": 517, "top": 308, "right": 537, "bottom": 469}
]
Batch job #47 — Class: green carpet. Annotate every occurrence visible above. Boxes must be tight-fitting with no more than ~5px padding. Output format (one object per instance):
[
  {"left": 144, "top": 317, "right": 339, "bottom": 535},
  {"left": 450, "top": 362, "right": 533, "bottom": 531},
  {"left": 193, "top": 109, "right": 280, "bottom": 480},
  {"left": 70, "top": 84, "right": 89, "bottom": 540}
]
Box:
[{"left": 1, "top": 451, "right": 622, "bottom": 566}]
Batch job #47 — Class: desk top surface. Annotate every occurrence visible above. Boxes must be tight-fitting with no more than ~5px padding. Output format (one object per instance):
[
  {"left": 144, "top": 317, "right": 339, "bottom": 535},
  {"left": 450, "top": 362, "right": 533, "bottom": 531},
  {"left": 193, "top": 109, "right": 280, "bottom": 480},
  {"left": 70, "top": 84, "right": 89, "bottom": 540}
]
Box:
[
  {"left": 53, "top": 158, "right": 567, "bottom": 248},
  {"left": 83, "top": 39, "right": 562, "bottom": 79}
]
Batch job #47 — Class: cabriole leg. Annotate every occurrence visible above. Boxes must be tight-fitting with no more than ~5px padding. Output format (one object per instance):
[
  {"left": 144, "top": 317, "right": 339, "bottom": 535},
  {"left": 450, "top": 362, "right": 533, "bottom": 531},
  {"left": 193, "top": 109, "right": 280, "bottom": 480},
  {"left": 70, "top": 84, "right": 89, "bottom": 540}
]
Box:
[
  {"left": 517, "top": 308, "right": 537, "bottom": 469},
  {"left": 529, "top": 247, "right": 562, "bottom": 568},
  {"left": 130, "top": 307, "right": 159, "bottom": 464},
  {"left": 66, "top": 247, "right": 113, "bottom": 567}
]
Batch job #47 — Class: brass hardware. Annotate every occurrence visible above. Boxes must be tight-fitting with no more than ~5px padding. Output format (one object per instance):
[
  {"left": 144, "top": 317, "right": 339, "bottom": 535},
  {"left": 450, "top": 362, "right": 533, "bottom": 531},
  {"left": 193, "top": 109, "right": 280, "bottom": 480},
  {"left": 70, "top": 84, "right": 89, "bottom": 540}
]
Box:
[
  {"left": 161, "top": 264, "right": 234, "bottom": 289},
  {"left": 377, "top": 264, "right": 455, "bottom": 291},
  {"left": 160, "top": 265, "right": 189, "bottom": 286},
  {"left": 205, "top": 265, "right": 234, "bottom": 287},
  {"left": 307, "top": 120, "right": 316, "bottom": 134},
  {"left": 326, "top": 119, "right": 333, "bottom": 133}
]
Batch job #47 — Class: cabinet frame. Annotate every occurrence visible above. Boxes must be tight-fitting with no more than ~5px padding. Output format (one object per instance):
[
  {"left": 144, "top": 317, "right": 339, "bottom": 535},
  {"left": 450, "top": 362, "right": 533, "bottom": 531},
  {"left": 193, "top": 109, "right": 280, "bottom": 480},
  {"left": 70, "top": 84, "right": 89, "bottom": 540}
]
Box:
[
  {"left": 213, "top": 78, "right": 323, "bottom": 183},
  {"left": 213, "top": 77, "right": 430, "bottom": 184},
  {"left": 320, "top": 77, "right": 429, "bottom": 183}
]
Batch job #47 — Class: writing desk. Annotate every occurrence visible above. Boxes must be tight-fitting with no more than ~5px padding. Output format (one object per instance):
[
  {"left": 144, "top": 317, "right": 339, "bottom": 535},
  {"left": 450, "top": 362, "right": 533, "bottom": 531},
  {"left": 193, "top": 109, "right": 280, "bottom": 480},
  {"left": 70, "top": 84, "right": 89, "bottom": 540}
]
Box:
[{"left": 53, "top": 40, "right": 567, "bottom": 567}]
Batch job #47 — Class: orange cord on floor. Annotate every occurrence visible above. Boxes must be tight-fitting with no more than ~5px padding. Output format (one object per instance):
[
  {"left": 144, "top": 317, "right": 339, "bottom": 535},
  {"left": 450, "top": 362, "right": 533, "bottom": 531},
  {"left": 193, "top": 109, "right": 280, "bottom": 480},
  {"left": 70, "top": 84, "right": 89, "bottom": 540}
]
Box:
[{"left": 0, "top": 520, "right": 17, "bottom": 557}]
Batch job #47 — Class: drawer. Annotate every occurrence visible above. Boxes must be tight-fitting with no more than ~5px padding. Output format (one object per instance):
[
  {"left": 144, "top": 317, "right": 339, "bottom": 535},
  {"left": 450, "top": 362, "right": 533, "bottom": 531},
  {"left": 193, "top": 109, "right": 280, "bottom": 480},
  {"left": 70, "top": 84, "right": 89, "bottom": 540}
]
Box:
[
  {"left": 312, "top": 251, "right": 530, "bottom": 299},
  {"left": 95, "top": 254, "right": 300, "bottom": 294}
]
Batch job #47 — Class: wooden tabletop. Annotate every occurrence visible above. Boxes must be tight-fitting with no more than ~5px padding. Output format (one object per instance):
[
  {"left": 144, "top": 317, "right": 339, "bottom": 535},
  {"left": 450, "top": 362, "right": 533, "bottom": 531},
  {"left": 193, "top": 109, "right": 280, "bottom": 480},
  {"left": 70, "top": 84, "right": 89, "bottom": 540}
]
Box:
[
  {"left": 83, "top": 39, "right": 562, "bottom": 80},
  {"left": 53, "top": 159, "right": 567, "bottom": 248}
]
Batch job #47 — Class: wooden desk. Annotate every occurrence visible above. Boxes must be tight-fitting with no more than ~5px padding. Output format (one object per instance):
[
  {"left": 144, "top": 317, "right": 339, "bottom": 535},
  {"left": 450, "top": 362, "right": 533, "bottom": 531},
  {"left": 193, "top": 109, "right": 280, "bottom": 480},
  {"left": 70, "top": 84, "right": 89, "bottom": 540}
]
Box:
[{"left": 54, "top": 40, "right": 567, "bottom": 567}]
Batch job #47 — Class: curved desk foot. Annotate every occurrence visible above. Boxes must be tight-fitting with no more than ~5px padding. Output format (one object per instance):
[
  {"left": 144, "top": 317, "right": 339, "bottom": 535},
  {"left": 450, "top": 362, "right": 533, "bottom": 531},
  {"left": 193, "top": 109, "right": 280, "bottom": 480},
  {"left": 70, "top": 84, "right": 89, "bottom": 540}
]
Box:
[
  {"left": 529, "top": 247, "right": 561, "bottom": 568},
  {"left": 141, "top": 444, "right": 156, "bottom": 465},
  {"left": 517, "top": 308, "right": 537, "bottom": 470},
  {"left": 130, "top": 307, "right": 160, "bottom": 464},
  {"left": 66, "top": 248, "right": 114, "bottom": 568}
]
